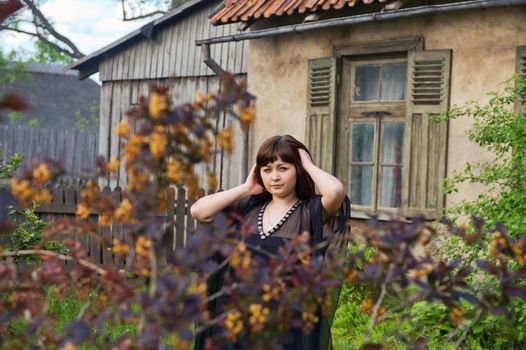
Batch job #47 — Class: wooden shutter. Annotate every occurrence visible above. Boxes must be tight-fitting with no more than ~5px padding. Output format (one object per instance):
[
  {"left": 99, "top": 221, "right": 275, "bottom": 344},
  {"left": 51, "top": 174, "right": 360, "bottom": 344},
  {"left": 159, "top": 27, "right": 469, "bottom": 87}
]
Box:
[
  {"left": 514, "top": 45, "right": 526, "bottom": 113},
  {"left": 402, "top": 50, "right": 451, "bottom": 219},
  {"left": 306, "top": 57, "right": 339, "bottom": 174}
]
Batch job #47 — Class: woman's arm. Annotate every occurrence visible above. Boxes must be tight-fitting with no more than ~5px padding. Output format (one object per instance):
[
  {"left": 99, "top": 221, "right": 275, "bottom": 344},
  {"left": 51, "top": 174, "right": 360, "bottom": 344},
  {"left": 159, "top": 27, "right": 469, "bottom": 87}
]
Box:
[
  {"left": 298, "top": 149, "right": 346, "bottom": 220},
  {"left": 190, "top": 165, "right": 264, "bottom": 222}
]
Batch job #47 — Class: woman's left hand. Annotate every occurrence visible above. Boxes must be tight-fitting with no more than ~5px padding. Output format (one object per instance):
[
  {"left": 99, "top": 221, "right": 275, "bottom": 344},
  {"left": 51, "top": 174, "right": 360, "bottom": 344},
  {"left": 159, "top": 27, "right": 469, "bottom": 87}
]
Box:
[{"left": 298, "top": 148, "right": 314, "bottom": 169}]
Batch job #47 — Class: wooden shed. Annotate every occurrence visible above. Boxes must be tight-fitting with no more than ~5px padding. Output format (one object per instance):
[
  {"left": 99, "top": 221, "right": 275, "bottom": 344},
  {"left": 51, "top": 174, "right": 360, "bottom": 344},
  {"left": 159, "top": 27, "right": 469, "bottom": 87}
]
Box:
[{"left": 69, "top": 0, "right": 248, "bottom": 190}]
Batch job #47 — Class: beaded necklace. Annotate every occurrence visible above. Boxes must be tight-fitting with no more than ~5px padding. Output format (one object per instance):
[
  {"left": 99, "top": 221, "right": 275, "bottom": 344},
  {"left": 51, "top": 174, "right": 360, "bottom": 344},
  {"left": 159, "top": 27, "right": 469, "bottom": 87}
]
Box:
[{"left": 257, "top": 199, "right": 302, "bottom": 239}]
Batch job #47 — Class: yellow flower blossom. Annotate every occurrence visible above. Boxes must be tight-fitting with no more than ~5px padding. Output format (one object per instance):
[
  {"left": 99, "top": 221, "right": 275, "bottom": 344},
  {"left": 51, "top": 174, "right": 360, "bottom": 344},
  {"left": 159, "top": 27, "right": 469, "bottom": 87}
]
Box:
[
  {"left": 136, "top": 235, "right": 153, "bottom": 259},
  {"left": 218, "top": 127, "right": 234, "bottom": 153},
  {"left": 112, "top": 239, "right": 130, "bottom": 255},
  {"left": 225, "top": 310, "right": 243, "bottom": 341},
  {"left": 149, "top": 91, "right": 169, "bottom": 120},
  {"left": 99, "top": 213, "right": 112, "bottom": 227},
  {"left": 172, "top": 332, "right": 191, "bottom": 350},
  {"left": 107, "top": 157, "right": 120, "bottom": 173},
  {"left": 302, "top": 311, "right": 320, "bottom": 333},
  {"left": 76, "top": 203, "right": 91, "bottom": 219},
  {"left": 33, "top": 189, "right": 52, "bottom": 204},
  {"left": 59, "top": 343, "right": 76, "bottom": 350},
  {"left": 248, "top": 303, "right": 269, "bottom": 333},
  {"left": 230, "top": 242, "right": 251, "bottom": 269},
  {"left": 11, "top": 178, "right": 33, "bottom": 204},
  {"left": 124, "top": 135, "right": 144, "bottom": 166},
  {"left": 237, "top": 105, "right": 256, "bottom": 125},
  {"left": 114, "top": 199, "right": 134, "bottom": 223},
  {"left": 166, "top": 158, "right": 185, "bottom": 184},
  {"left": 450, "top": 307, "right": 464, "bottom": 327},
  {"left": 408, "top": 263, "right": 434, "bottom": 280},
  {"left": 187, "top": 173, "right": 203, "bottom": 201},
  {"left": 115, "top": 120, "right": 131, "bottom": 137},
  {"left": 32, "top": 163, "right": 51, "bottom": 185},
  {"left": 513, "top": 240, "right": 526, "bottom": 265},
  {"left": 149, "top": 131, "right": 168, "bottom": 159}
]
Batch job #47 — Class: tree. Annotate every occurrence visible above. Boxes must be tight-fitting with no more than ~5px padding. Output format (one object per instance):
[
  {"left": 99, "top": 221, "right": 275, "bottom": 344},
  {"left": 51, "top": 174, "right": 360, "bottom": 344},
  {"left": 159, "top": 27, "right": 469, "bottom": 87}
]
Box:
[
  {"left": 0, "top": 0, "right": 85, "bottom": 60},
  {"left": 440, "top": 75, "right": 526, "bottom": 237},
  {"left": 1, "top": 0, "right": 192, "bottom": 61}
]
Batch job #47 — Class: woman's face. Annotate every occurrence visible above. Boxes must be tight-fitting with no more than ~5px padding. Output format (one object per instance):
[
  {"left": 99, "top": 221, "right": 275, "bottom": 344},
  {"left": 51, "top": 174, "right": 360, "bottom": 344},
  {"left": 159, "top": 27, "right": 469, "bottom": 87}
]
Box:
[{"left": 259, "top": 156, "right": 297, "bottom": 199}]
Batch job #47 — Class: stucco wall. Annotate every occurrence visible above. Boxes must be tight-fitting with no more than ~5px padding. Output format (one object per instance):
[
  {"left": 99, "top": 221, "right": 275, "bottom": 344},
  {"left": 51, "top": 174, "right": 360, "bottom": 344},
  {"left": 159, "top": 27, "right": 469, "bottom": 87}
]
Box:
[{"left": 246, "top": 7, "right": 526, "bottom": 207}]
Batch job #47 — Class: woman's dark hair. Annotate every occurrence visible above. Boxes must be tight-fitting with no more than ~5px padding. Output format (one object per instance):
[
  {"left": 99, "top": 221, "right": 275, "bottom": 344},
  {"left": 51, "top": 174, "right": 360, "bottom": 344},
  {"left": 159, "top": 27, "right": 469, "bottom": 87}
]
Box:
[{"left": 254, "top": 135, "right": 316, "bottom": 200}]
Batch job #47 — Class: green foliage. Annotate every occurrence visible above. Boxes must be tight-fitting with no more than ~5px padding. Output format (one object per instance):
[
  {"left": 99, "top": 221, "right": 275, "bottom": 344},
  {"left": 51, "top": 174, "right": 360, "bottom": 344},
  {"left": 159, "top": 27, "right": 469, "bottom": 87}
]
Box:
[
  {"left": 29, "top": 40, "right": 74, "bottom": 65},
  {"left": 0, "top": 50, "right": 30, "bottom": 86},
  {"left": 0, "top": 152, "right": 23, "bottom": 189},
  {"left": 6, "top": 204, "right": 67, "bottom": 260},
  {"left": 439, "top": 75, "right": 526, "bottom": 237},
  {"left": 73, "top": 101, "right": 100, "bottom": 132}
]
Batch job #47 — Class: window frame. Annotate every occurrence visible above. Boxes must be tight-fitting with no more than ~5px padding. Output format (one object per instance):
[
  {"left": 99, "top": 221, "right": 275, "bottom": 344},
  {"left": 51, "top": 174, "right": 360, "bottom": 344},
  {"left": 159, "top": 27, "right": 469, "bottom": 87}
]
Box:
[
  {"left": 346, "top": 57, "right": 407, "bottom": 215},
  {"left": 334, "top": 38, "right": 424, "bottom": 219}
]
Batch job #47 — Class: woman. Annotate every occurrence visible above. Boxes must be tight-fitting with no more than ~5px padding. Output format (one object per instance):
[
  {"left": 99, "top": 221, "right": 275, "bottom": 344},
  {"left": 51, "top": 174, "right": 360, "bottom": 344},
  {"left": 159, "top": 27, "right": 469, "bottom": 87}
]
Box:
[{"left": 191, "top": 135, "right": 349, "bottom": 350}]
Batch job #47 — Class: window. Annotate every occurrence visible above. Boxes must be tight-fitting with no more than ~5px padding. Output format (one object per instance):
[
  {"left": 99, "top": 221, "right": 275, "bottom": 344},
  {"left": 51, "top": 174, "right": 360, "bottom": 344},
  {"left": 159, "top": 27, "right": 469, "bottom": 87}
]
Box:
[
  {"left": 306, "top": 43, "right": 451, "bottom": 219},
  {"left": 347, "top": 58, "right": 407, "bottom": 213}
]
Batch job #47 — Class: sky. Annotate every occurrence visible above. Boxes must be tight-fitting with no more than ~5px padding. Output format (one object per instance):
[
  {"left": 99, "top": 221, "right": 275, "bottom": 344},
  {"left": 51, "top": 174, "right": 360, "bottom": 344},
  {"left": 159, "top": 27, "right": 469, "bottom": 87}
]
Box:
[{"left": 1, "top": 0, "right": 157, "bottom": 65}]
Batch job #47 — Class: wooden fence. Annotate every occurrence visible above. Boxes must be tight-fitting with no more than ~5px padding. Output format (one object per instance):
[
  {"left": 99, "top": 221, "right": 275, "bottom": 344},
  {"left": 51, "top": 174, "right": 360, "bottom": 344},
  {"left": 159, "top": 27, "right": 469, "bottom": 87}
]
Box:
[
  {"left": 12, "top": 184, "right": 198, "bottom": 268},
  {"left": 0, "top": 125, "right": 98, "bottom": 179}
]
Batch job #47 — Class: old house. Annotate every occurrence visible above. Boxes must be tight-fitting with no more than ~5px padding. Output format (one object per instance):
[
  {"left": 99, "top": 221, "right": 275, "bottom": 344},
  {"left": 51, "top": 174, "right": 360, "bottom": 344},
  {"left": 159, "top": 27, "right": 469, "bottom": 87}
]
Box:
[
  {"left": 68, "top": 0, "right": 247, "bottom": 190},
  {"left": 204, "top": 0, "right": 526, "bottom": 219},
  {"left": 0, "top": 63, "right": 100, "bottom": 178}
]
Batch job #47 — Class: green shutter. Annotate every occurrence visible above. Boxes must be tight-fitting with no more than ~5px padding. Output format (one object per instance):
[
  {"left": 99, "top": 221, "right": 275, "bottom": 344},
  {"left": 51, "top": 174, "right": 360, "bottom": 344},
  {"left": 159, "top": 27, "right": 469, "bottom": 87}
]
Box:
[
  {"left": 402, "top": 50, "right": 451, "bottom": 219},
  {"left": 514, "top": 45, "right": 526, "bottom": 113},
  {"left": 306, "top": 57, "right": 339, "bottom": 174}
]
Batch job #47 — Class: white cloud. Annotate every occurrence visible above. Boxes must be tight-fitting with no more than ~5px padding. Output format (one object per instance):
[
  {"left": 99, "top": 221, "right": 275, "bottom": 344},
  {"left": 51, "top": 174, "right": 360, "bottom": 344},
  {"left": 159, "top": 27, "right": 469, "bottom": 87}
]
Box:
[{"left": 1, "top": 0, "right": 156, "bottom": 56}]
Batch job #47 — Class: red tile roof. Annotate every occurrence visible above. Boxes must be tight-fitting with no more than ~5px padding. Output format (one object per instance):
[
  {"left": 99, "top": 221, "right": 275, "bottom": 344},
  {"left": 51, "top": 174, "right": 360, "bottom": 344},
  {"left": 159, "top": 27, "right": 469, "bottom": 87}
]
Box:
[{"left": 210, "top": 0, "right": 377, "bottom": 24}]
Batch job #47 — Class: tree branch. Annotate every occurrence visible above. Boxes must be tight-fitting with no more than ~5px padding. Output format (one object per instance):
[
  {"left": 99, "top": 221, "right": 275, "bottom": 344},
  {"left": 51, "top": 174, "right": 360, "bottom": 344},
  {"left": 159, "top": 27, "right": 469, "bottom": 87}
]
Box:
[
  {"left": 0, "top": 24, "right": 81, "bottom": 59},
  {"left": 21, "top": 0, "right": 84, "bottom": 58},
  {"left": 122, "top": 10, "right": 166, "bottom": 21},
  {"left": 0, "top": 249, "right": 107, "bottom": 275}
]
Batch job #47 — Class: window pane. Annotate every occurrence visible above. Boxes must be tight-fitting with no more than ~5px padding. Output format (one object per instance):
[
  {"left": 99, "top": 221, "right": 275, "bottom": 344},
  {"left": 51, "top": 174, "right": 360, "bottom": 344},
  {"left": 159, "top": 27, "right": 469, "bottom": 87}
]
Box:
[
  {"left": 351, "top": 166, "right": 373, "bottom": 206},
  {"left": 353, "top": 65, "right": 381, "bottom": 101},
  {"left": 381, "top": 123, "right": 404, "bottom": 164},
  {"left": 351, "top": 123, "right": 375, "bottom": 162},
  {"left": 381, "top": 63, "right": 407, "bottom": 101},
  {"left": 379, "top": 166, "right": 402, "bottom": 208}
]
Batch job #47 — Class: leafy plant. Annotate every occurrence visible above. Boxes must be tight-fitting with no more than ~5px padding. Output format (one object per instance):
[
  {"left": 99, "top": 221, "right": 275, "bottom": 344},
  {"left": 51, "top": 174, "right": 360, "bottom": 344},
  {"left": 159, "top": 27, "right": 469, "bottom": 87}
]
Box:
[{"left": 439, "top": 75, "right": 526, "bottom": 237}]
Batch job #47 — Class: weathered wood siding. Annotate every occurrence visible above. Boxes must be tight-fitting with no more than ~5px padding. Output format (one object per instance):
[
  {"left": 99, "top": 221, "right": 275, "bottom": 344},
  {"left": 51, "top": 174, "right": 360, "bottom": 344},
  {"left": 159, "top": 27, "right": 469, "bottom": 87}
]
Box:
[
  {"left": 0, "top": 125, "right": 98, "bottom": 178},
  {"left": 98, "top": 76, "right": 247, "bottom": 190},
  {"left": 99, "top": 2, "right": 246, "bottom": 81},
  {"left": 96, "top": 1, "right": 248, "bottom": 190}
]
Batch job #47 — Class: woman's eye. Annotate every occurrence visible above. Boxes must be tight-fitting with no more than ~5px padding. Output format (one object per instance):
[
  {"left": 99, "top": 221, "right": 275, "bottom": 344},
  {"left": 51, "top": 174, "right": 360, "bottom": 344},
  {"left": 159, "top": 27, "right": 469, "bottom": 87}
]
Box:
[
  {"left": 279, "top": 167, "right": 288, "bottom": 171},
  {"left": 263, "top": 169, "right": 271, "bottom": 173}
]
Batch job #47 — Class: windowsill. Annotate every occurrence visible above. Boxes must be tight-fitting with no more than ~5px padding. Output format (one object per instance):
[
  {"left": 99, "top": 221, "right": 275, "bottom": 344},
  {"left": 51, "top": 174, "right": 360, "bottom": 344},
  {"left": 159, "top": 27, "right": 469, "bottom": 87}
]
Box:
[{"left": 350, "top": 209, "right": 413, "bottom": 223}]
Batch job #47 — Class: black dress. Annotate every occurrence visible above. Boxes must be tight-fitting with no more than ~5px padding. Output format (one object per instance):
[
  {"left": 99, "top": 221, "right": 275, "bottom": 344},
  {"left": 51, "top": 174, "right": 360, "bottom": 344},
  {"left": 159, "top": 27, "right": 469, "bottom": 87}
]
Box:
[{"left": 194, "top": 195, "right": 350, "bottom": 350}]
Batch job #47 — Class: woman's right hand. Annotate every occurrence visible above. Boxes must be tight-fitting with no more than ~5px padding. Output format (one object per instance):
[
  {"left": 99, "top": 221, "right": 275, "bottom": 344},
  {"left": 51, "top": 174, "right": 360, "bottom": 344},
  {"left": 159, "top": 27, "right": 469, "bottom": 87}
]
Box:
[{"left": 244, "top": 164, "right": 264, "bottom": 196}]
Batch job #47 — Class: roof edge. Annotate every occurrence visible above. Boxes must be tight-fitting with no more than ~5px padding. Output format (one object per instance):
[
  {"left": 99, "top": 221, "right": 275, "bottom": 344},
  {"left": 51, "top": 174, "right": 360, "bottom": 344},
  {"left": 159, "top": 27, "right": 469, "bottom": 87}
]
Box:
[{"left": 67, "top": 0, "right": 211, "bottom": 78}]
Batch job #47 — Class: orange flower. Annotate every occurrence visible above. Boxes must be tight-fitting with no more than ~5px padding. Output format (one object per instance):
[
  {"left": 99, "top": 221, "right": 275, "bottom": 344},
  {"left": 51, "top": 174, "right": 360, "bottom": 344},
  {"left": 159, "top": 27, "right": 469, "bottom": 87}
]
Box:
[
  {"left": 248, "top": 303, "right": 269, "bottom": 333},
  {"left": 115, "top": 120, "right": 131, "bottom": 137},
  {"left": 149, "top": 91, "right": 169, "bottom": 120},
  {"left": 32, "top": 163, "right": 51, "bottom": 185},
  {"left": 114, "top": 199, "right": 134, "bottom": 223},
  {"left": 237, "top": 104, "right": 256, "bottom": 125},
  {"left": 218, "top": 127, "right": 234, "bottom": 153},
  {"left": 225, "top": 310, "right": 243, "bottom": 341},
  {"left": 33, "top": 189, "right": 52, "bottom": 204},
  {"left": 112, "top": 239, "right": 130, "bottom": 254},
  {"left": 76, "top": 203, "right": 90, "bottom": 219},
  {"left": 107, "top": 157, "right": 120, "bottom": 173},
  {"left": 166, "top": 158, "right": 184, "bottom": 184},
  {"left": 149, "top": 131, "right": 168, "bottom": 159}
]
